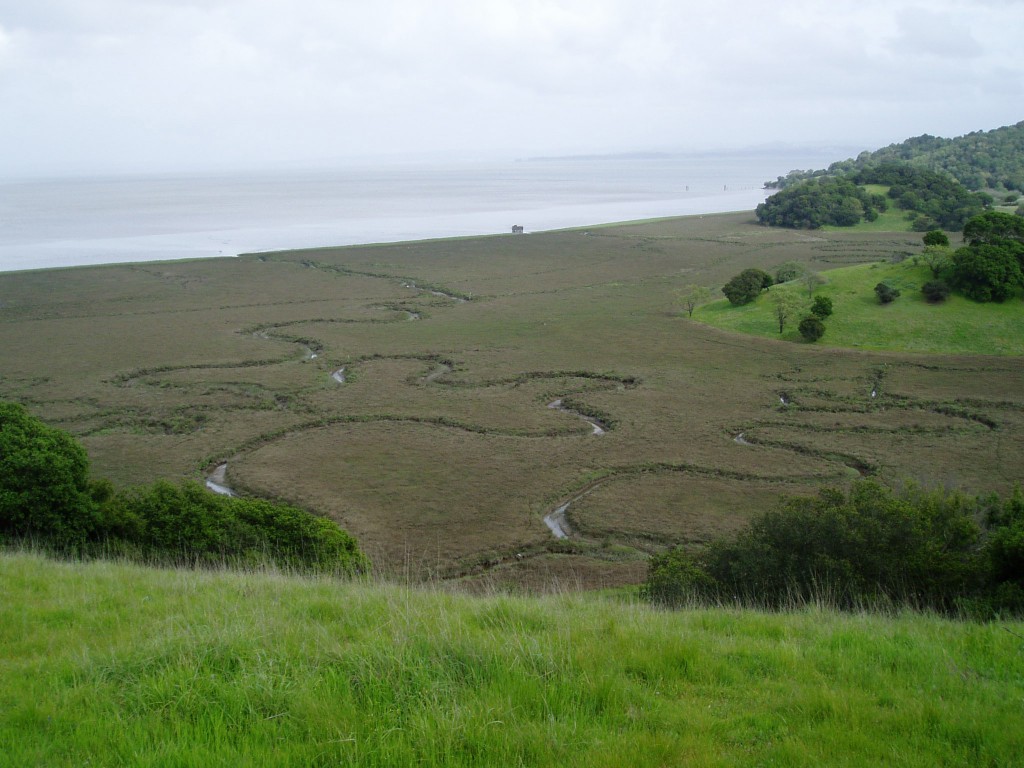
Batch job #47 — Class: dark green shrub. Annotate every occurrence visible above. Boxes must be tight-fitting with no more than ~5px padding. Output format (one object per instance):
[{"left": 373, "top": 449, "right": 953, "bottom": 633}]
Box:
[
  {"left": 798, "top": 315, "right": 825, "bottom": 342},
  {"left": 921, "top": 280, "right": 951, "bottom": 303},
  {"left": 855, "top": 163, "right": 987, "bottom": 230},
  {"left": 641, "top": 480, "right": 1024, "bottom": 616},
  {"left": 950, "top": 243, "right": 1024, "bottom": 302},
  {"left": 0, "top": 402, "right": 96, "bottom": 546},
  {"left": 102, "top": 481, "right": 250, "bottom": 559},
  {"left": 964, "top": 489, "right": 1024, "bottom": 615},
  {"left": 809, "top": 295, "right": 833, "bottom": 318},
  {"left": 722, "top": 269, "right": 773, "bottom": 306},
  {"left": 699, "top": 482, "right": 985, "bottom": 610},
  {"left": 874, "top": 283, "right": 901, "bottom": 303},
  {"left": 231, "top": 496, "right": 367, "bottom": 573},
  {"left": 922, "top": 230, "right": 950, "bottom": 247},
  {"left": 100, "top": 481, "right": 368, "bottom": 574},
  {"left": 641, "top": 547, "right": 717, "bottom": 607}
]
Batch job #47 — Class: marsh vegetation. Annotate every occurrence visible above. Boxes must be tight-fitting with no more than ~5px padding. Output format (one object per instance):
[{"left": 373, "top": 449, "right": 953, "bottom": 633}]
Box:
[{"left": 2, "top": 212, "right": 1023, "bottom": 589}]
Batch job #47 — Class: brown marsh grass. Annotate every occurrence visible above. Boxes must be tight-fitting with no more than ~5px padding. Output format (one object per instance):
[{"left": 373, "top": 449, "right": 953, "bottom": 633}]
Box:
[{"left": 2, "top": 212, "right": 1021, "bottom": 588}]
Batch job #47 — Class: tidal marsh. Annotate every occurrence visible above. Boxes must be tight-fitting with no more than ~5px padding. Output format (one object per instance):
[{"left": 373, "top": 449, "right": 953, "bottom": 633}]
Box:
[{"left": 2, "top": 213, "right": 1021, "bottom": 588}]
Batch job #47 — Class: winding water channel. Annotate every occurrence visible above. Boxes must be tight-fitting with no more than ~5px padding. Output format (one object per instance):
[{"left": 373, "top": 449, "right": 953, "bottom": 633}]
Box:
[
  {"left": 547, "top": 399, "right": 606, "bottom": 435},
  {"left": 403, "top": 281, "right": 467, "bottom": 303},
  {"left": 205, "top": 463, "right": 236, "bottom": 497},
  {"left": 543, "top": 500, "right": 573, "bottom": 539}
]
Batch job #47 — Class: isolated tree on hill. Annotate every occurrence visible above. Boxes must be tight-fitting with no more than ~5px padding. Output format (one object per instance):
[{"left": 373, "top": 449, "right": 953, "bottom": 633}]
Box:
[
  {"left": 920, "top": 244, "right": 952, "bottom": 278},
  {"left": 803, "top": 271, "right": 825, "bottom": 298},
  {"left": 771, "top": 292, "right": 805, "bottom": 334},
  {"left": 677, "top": 284, "right": 711, "bottom": 317},
  {"left": 722, "top": 269, "right": 773, "bottom": 306}
]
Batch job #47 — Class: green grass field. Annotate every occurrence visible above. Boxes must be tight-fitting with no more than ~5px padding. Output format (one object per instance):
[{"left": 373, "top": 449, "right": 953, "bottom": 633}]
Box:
[
  {"left": 696, "top": 260, "right": 1024, "bottom": 355},
  {"left": 2, "top": 212, "right": 1023, "bottom": 588},
  {"left": 3, "top": 551, "right": 1022, "bottom": 767}
]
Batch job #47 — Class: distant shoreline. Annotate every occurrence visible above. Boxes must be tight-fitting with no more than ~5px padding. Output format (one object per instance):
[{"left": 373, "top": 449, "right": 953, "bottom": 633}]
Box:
[
  {"left": 0, "top": 208, "right": 760, "bottom": 276},
  {"left": 0, "top": 199, "right": 766, "bottom": 275}
]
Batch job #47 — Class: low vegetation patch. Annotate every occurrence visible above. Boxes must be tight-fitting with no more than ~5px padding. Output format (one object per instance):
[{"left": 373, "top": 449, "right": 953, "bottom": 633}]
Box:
[{"left": 643, "top": 480, "right": 1024, "bottom": 617}]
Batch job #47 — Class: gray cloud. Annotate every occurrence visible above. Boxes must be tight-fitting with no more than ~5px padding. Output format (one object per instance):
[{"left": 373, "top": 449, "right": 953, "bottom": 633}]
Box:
[
  {"left": 0, "top": 0, "right": 1021, "bottom": 176},
  {"left": 887, "top": 8, "right": 984, "bottom": 58}
]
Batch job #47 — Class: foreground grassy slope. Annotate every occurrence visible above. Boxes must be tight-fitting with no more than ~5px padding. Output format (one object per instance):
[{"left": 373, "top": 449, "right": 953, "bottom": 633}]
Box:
[
  {"left": 2, "top": 213, "right": 1022, "bottom": 588},
  {"left": 3, "top": 552, "right": 1022, "bottom": 767}
]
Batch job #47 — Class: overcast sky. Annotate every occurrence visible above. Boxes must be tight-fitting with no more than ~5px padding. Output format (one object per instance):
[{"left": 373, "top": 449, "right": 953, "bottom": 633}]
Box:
[{"left": 1, "top": 0, "right": 1022, "bottom": 178}]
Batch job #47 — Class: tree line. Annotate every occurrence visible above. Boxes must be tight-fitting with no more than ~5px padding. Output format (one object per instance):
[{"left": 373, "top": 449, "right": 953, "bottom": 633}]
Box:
[
  {"left": 756, "top": 163, "right": 990, "bottom": 231},
  {"left": 766, "top": 120, "right": 1024, "bottom": 193},
  {"left": 853, "top": 163, "right": 990, "bottom": 230},
  {"left": 0, "top": 401, "right": 368, "bottom": 575}
]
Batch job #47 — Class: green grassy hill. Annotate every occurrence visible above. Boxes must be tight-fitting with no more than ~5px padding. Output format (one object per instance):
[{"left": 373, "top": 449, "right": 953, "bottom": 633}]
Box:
[
  {"left": 696, "top": 260, "right": 1024, "bottom": 356},
  {"left": 767, "top": 120, "right": 1024, "bottom": 193},
  {"left": 2, "top": 551, "right": 1022, "bottom": 767}
]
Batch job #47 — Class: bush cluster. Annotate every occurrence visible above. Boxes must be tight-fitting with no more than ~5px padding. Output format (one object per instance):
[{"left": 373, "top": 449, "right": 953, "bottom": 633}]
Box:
[
  {"left": 0, "top": 402, "right": 367, "bottom": 575},
  {"left": 809, "top": 296, "right": 833, "bottom": 318},
  {"left": 98, "top": 481, "right": 367, "bottom": 573},
  {"left": 797, "top": 315, "right": 825, "bottom": 342},
  {"left": 722, "top": 268, "right": 773, "bottom": 306},
  {"left": 921, "top": 280, "right": 951, "bottom": 303},
  {"left": 874, "top": 283, "right": 901, "bottom": 304},
  {"left": 642, "top": 480, "right": 1024, "bottom": 616}
]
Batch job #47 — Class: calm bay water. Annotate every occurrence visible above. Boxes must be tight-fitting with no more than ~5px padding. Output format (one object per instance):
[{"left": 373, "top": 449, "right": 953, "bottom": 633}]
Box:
[{"left": 0, "top": 150, "right": 842, "bottom": 272}]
